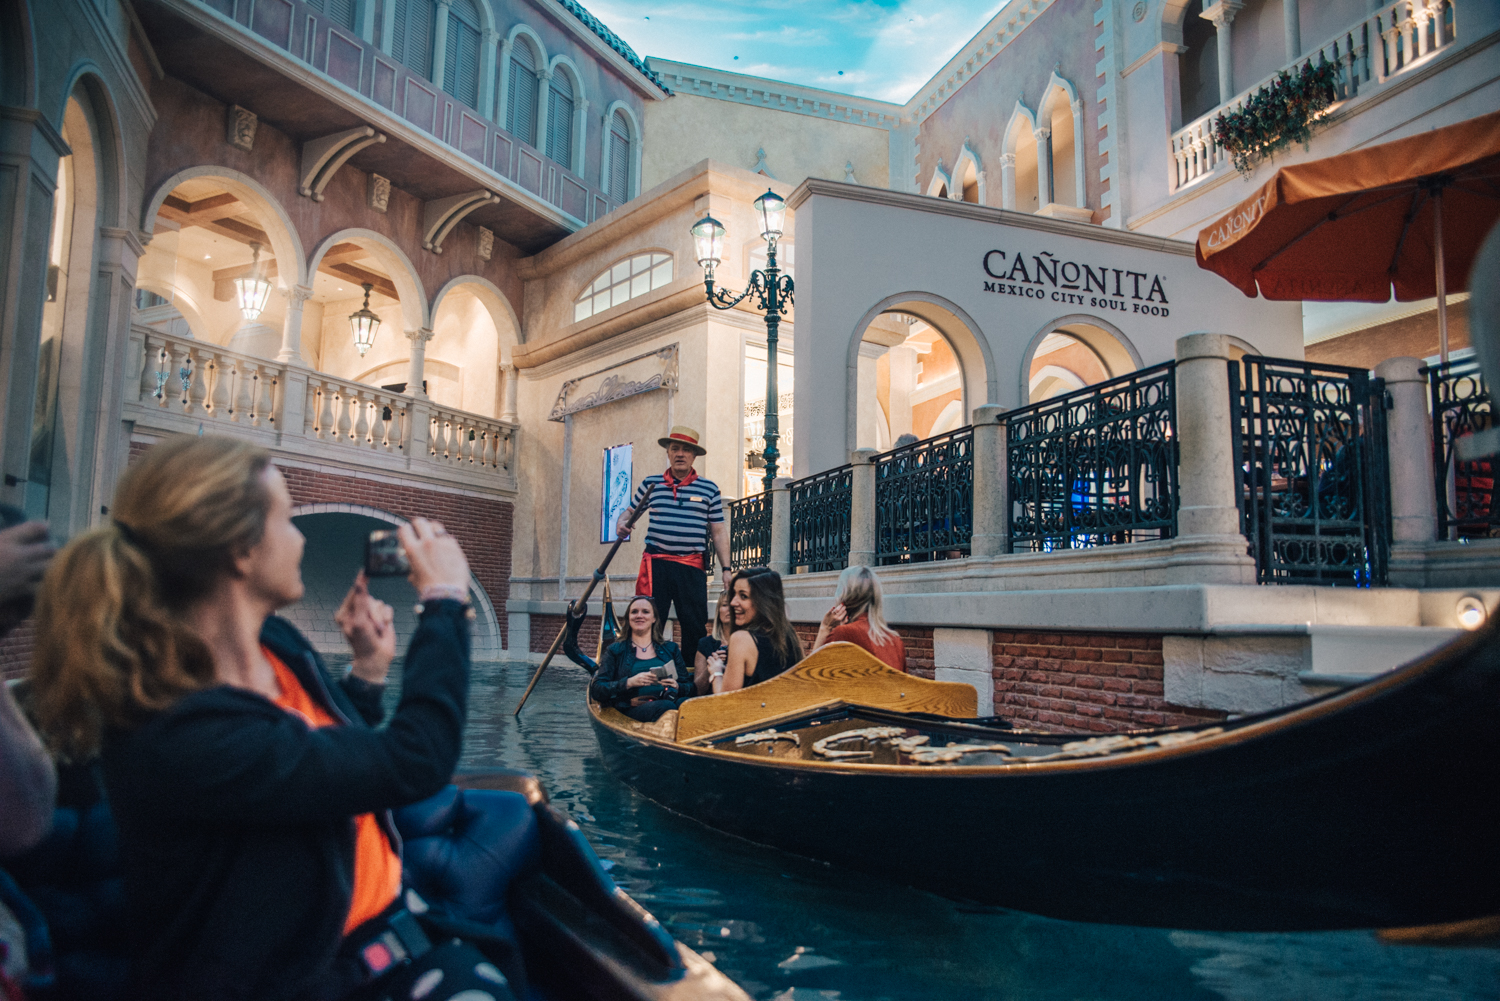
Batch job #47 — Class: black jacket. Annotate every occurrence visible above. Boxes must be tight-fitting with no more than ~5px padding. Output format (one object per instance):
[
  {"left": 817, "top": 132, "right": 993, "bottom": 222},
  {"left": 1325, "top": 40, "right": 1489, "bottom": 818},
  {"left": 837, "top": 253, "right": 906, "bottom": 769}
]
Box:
[
  {"left": 588, "top": 639, "right": 690, "bottom": 708},
  {"left": 101, "top": 602, "right": 471, "bottom": 1001}
]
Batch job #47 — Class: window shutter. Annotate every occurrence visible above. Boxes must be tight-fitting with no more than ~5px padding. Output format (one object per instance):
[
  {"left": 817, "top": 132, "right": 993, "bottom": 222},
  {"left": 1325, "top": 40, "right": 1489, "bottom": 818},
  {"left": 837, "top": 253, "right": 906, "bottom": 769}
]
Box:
[
  {"left": 396, "top": 0, "right": 433, "bottom": 79},
  {"left": 547, "top": 72, "right": 574, "bottom": 170},
  {"left": 307, "top": 0, "right": 357, "bottom": 29},
  {"left": 443, "top": 0, "right": 481, "bottom": 106},
  {"left": 608, "top": 113, "right": 630, "bottom": 202},
  {"left": 508, "top": 42, "right": 539, "bottom": 146}
]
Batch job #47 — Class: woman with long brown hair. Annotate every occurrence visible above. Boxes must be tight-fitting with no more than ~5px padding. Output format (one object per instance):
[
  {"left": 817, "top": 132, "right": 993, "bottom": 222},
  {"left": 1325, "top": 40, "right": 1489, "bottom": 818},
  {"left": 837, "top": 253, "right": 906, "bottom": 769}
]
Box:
[
  {"left": 589, "top": 595, "right": 690, "bottom": 721},
  {"left": 27, "top": 435, "right": 476, "bottom": 1001},
  {"left": 712, "top": 568, "right": 802, "bottom": 693}
]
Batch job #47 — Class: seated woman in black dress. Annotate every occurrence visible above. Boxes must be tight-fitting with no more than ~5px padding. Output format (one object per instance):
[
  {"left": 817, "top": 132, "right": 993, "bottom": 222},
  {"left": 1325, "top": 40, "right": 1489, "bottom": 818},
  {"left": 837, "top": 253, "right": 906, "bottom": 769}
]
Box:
[
  {"left": 711, "top": 568, "right": 803, "bottom": 693},
  {"left": 693, "top": 590, "right": 733, "bottom": 694},
  {"left": 589, "top": 596, "right": 691, "bottom": 721}
]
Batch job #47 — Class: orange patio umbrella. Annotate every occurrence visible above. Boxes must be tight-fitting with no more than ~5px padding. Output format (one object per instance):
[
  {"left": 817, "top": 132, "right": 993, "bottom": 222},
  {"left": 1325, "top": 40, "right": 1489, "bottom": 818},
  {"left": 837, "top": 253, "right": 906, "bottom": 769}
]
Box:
[{"left": 1196, "top": 109, "right": 1500, "bottom": 361}]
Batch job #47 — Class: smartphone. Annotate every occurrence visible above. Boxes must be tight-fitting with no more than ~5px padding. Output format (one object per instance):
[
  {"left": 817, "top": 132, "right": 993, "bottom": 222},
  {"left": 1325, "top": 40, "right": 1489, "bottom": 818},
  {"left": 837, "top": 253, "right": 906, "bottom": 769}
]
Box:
[{"left": 365, "top": 529, "right": 411, "bottom": 577}]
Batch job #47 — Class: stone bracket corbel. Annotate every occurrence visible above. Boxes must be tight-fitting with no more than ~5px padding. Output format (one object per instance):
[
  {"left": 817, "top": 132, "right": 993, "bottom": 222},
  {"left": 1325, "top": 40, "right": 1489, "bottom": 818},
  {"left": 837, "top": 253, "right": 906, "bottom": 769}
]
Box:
[
  {"left": 422, "top": 190, "right": 499, "bottom": 254},
  {"left": 299, "top": 126, "right": 387, "bottom": 201}
]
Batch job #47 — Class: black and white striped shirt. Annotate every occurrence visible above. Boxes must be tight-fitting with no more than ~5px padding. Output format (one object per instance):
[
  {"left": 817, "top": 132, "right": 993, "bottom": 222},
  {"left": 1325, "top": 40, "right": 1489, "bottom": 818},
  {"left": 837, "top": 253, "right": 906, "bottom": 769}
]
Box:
[{"left": 632, "top": 474, "right": 724, "bottom": 555}]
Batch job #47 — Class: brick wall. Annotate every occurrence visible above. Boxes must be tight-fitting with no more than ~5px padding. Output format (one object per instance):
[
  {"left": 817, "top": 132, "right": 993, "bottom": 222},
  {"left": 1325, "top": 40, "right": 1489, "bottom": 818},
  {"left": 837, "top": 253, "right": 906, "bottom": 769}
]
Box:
[{"left": 992, "top": 630, "right": 1225, "bottom": 732}]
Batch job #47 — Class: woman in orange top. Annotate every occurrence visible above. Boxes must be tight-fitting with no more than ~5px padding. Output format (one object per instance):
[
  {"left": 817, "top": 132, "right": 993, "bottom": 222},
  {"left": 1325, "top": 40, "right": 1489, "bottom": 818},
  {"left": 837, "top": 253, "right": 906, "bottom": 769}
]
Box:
[
  {"left": 29, "top": 436, "right": 476, "bottom": 1001},
  {"left": 812, "top": 564, "right": 906, "bottom": 672}
]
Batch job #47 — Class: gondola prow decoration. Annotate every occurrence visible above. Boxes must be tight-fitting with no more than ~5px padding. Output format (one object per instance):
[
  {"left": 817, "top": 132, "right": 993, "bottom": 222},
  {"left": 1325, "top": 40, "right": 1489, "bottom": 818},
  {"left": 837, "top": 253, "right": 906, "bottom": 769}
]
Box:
[{"left": 514, "top": 484, "right": 654, "bottom": 715}]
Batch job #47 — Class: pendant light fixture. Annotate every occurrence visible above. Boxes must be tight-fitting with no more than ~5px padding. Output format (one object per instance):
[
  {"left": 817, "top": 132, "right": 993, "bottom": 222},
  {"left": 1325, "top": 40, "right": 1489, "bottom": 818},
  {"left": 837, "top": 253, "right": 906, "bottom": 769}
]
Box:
[
  {"left": 232, "top": 242, "right": 273, "bottom": 321},
  {"left": 348, "top": 282, "right": 380, "bottom": 357}
]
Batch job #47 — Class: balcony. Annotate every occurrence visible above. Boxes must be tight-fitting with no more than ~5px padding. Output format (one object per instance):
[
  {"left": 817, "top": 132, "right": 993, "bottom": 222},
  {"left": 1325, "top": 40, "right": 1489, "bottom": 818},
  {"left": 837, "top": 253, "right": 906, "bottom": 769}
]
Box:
[
  {"left": 136, "top": 0, "right": 622, "bottom": 252},
  {"left": 1171, "top": 0, "right": 1462, "bottom": 193},
  {"left": 126, "top": 326, "right": 518, "bottom": 493}
]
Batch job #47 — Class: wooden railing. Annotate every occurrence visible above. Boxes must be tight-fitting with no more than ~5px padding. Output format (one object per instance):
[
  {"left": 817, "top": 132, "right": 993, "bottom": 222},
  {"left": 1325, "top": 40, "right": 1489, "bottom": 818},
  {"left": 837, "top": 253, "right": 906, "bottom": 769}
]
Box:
[
  {"left": 1171, "top": 0, "right": 1459, "bottom": 192},
  {"left": 128, "top": 326, "right": 517, "bottom": 488}
]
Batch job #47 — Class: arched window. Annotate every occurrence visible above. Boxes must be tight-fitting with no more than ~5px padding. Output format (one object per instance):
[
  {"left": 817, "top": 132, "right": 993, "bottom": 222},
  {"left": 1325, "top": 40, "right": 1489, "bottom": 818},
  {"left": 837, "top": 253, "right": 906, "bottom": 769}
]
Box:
[
  {"left": 306, "top": 0, "right": 357, "bottom": 30},
  {"left": 443, "top": 0, "right": 482, "bottom": 107},
  {"left": 390, "top": 0, "right": 435, "bottom": 80},
  {"left": 574, "top": 252, "right": 672, "bottom": 322},
  {"left": 508, "top": 37, "right": 540, "bottom": 147},
  {"left": 1013, "top": 128, "right": 1040, "bottom": 212},
  {"left": 1179, "top": 0, "right": 1220, "bottom": 123},
  {"left": 546, "top": 68, "right": 575, "bottom": 170},
  {"left": 607, "top": 110, "right": 632, "bottom": 202}
]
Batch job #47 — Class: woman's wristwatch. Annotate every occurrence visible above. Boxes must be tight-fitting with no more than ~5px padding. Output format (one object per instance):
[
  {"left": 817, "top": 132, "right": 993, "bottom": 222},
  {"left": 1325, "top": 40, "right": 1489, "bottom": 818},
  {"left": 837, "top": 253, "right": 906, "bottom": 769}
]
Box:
[{"left": 414, "top": 584, "right": 476, "bottom": 618}]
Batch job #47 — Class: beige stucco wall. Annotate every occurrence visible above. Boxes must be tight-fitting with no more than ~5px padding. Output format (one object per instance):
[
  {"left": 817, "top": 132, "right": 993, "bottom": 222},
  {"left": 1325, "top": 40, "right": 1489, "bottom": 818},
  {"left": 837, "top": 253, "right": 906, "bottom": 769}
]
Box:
[{"left": 643, "top": 92, "right": 891, "bottom": 192}]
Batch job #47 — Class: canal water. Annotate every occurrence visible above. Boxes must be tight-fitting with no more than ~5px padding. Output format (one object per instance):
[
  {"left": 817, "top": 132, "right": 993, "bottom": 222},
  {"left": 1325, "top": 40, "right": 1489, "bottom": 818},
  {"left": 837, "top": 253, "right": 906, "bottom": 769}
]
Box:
[{"left": 404, "top": 659, "right": 1500, "bottom": 1001}]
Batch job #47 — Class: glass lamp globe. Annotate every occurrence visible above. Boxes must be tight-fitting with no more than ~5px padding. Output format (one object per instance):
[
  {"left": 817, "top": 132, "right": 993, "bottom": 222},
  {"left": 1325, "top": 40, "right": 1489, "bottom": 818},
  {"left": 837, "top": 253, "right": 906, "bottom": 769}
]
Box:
[
  {"left": 690, "top": 215, "right": 725, "bottom": 271},
  {"left": 348, "top": 283, "right": 381, "bottom": 357},
  {"left": 753, "top": 189, "right": 786, "bottom": 243},
  {"left": 232, "top": 242, "right": 273, "bottom": 321}
]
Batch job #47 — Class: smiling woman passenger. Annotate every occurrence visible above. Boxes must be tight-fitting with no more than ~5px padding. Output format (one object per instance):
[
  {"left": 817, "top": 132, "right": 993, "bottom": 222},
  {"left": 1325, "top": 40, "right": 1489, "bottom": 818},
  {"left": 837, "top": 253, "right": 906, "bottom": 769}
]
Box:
[
  {"left": 589, "top": 595, "right": 691, "bottom": 721},
  {"left": 713, "top": 568, "right": 803, "bottom": 694}
]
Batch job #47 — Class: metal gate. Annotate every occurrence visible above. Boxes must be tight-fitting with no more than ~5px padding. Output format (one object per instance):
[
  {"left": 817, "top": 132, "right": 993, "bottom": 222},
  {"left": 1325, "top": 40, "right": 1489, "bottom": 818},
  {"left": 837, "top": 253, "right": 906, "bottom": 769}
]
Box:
[{"left": 1233, "top": 356, "right": 1390, "bottom": 586}]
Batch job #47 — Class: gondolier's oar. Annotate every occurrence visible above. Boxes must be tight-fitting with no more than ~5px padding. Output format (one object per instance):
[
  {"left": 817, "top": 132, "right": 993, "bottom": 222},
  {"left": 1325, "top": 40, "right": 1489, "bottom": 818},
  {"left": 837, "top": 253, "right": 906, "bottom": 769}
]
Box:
[{"left": 514, "top": 485, "right": 654, "bottom": 715}]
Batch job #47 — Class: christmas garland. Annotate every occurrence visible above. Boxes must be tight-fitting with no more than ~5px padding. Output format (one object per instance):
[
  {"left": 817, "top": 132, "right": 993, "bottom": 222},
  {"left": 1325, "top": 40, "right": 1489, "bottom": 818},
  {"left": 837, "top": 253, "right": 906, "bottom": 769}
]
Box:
[{"left": 1213, "top": 61, "right": 1340, "bottom": 176}]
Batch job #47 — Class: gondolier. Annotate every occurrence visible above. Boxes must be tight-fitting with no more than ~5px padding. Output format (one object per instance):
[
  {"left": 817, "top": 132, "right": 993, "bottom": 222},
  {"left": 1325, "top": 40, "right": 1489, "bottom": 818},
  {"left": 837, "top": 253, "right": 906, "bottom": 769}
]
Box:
[{"left": 617, "top": 425, "right": 731, "bottom": 659}]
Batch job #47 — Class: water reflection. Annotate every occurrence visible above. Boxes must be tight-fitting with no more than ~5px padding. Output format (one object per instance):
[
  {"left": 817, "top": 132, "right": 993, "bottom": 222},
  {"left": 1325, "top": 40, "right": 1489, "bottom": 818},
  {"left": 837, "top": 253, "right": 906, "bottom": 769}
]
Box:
[{"left": 390, "top": 660, "right": 1500, "bottom": 1000}]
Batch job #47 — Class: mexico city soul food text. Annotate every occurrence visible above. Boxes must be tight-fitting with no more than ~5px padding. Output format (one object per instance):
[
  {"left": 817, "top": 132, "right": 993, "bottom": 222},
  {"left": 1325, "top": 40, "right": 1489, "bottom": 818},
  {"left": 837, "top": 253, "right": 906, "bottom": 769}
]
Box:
[{"left": 982, "top": 249, "right": 1171, "bottom": 316}]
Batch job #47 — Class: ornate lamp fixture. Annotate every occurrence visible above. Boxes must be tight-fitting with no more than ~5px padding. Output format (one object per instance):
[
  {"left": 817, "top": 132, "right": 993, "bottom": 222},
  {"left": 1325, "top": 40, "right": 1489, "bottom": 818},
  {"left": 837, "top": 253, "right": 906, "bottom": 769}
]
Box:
[
  {"left": 232, "top": 242, "right": 273, "bottom": 321},
  {"left": 691, "top": 188, "right": 793, "bottom": 491},
  {"left": 348, "top": 282, "right": 380, "bottom": 357}
]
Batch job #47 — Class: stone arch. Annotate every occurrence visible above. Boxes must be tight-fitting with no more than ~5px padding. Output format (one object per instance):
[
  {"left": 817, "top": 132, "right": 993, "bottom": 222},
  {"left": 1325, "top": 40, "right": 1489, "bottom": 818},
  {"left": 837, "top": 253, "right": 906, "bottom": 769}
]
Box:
[
  {"left": 142, "top": 166, "right": 309, "bottom": 289},
  {"left": 134, "top": 275, "right": 211, "bottom": 340},
  {"left": 601, "top": 100, "right": 641, "bottom": 201},
  {"left": 1018, "top": 313, "right": 1143, "bottom": 404},
  {"left": 953, "top": 141, "right": 985, "bottom": 205},
  {"left": 925, "top": 160, "right": 953, "bottom": 199},
  {"left": 1038, "top": 72, "right": 1086, "bottom": 211},
  {"left": 428, "top": 275, "right": 522, "bottom": 415},
  {"left": 1161, "top": 0, "right": 1195, "bottom": 45},
  {"left": 56, "top": 67, "right": 124, "bottom": 228},
  {"left": 307, "top": 228, "right": 427, "bottom": 333},
  {"left": 285, "top": 503, "right": 502, "bottom": 660},
  {"left": 846, "top": 292, "right": 997, "bottom": 455},
  {"left": 1002, "top": 101, "right": 1039, "bottom": 212}
]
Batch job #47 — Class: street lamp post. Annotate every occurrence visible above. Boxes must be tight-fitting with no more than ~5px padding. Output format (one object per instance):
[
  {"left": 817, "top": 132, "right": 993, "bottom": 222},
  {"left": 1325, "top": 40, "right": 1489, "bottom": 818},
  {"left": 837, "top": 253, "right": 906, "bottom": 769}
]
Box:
[{"left": 692, "top": 189, "right": 793, "bottom": 493}]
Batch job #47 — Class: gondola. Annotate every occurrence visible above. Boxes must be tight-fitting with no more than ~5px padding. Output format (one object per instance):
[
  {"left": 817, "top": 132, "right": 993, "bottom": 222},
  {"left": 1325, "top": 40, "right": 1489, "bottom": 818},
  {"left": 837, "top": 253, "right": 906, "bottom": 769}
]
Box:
[
  {"left": 3, "top": 749, "right": 750, "bottom": 1001},
  {"left": 584, "top": 618, "right": 1500, "bottom": 932}
]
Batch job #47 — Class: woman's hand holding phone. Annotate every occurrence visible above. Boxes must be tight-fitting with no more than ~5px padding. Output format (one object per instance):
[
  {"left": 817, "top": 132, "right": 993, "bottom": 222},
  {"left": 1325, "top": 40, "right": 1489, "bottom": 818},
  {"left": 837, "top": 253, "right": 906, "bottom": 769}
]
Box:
[
  {"left": 336, "top": 571, "right": 396, "bottom": 683},
  {"left": 399, "top": 518, "right": 470, "bottom": 595}
]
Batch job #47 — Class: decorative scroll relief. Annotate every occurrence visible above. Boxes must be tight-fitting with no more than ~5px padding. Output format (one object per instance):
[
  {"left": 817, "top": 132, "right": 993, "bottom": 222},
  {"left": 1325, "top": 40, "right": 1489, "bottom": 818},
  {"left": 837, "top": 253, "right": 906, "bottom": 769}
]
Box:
[{"left": 549, "top": 344, "right": 679, "bottom": 421}]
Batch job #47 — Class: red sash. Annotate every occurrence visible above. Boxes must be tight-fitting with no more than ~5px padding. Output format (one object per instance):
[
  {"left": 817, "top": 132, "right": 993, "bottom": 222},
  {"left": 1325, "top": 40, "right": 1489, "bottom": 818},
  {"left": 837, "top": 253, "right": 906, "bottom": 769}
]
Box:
[{"left": 635, "top": 551, "right": 705, "bottom": 596}]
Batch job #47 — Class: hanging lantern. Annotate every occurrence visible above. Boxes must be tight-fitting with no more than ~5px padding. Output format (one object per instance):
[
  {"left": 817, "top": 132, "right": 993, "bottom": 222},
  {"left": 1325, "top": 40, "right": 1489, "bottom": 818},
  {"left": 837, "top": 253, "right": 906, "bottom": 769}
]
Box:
[
  {"left": 690, "top": 215, "right": 725, "bottom": 273},
  {"left": 348, "top": 282, "right": 380, "bottom": 357},
  {"left": 232, "top": 241, "right": 273, "bottom": 321},
  {"left": 753, "top": 189, "right": 786, "bottom": 244}
]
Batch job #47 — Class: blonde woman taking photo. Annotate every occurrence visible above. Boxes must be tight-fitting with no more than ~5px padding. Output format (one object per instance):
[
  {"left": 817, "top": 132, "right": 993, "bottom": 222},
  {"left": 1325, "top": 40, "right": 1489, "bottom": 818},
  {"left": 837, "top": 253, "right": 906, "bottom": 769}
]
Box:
[
  {"left": 812, "top": 564, "right": 907, "bottom": 672},
  {"left": 28, "top": 436, "right": 476, "bottom": 1001}
]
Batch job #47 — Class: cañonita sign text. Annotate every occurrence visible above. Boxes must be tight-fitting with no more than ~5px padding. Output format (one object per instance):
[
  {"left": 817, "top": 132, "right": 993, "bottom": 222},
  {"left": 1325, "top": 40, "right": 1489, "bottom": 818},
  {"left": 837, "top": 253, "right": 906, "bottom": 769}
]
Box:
[{"left": 981, "top": 249, "right": 1171, "bottom": 316}]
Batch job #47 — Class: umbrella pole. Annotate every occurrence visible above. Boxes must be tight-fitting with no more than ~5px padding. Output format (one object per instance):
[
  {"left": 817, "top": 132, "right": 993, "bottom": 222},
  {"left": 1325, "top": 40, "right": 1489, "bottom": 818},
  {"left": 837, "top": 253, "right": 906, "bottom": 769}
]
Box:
[{"left": 1435, "top": 186, "right": 1449, "bottom": 363}]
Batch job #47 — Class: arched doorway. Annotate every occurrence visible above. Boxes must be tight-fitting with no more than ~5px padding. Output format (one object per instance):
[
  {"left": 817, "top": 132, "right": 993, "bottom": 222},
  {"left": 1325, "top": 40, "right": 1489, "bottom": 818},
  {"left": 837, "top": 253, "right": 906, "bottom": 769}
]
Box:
[
  {"left": 1022, "top": 317, "right": 1142, "bottom": 404},
  {"left": 307, "top": 230, "right": 426, "bottom": 386},
  {"left": 427, "top": 277, "right": 521, "bottom": 417},
  {"left": 283, "top": 507, "right": 502, "bottom": 660}
]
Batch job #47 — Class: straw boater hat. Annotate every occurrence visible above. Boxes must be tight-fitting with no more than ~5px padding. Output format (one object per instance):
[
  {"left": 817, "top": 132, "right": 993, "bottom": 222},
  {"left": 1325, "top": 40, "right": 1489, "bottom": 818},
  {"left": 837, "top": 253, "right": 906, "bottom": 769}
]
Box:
[{"left": 658, "top": 425, "right": 707, "bottom": 456}]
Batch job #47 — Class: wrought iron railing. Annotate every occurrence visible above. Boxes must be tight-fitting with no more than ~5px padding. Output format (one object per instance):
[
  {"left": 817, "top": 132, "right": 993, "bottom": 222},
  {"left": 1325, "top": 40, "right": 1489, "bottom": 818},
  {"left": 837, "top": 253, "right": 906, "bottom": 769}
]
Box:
[
  {"left": 788, "top": 464, "right": 853, "bottom": 573},
  {"left": 727, "top": 492, "right": 772, "bottom": 570},
  {"left": 1424, "top": 356, "right": 1495, "bottom": 541},
  {"left": 874, "top": 427, "right": 974, "bottom": 564},
  {"left": 1233, "top": 356, "right": 1390, "bottom": 586},
  {"left": 1007, "top": 363, "right": 1178, "bottom": 553}
]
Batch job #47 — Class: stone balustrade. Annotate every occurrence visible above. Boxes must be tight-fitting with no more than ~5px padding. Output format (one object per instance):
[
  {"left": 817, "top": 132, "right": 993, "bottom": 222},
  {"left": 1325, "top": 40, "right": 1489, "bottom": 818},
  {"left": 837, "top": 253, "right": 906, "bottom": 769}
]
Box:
[
  {"left": 1171, "top": 0, "right": 1460, "bottom": 193},
  {"left": 127, "top": 326, "right": 517, "bottom": 491}
]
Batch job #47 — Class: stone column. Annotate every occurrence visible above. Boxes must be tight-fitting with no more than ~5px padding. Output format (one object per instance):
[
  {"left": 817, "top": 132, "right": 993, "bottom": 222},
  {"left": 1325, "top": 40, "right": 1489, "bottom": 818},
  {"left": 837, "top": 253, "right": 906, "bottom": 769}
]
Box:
[
  {"left": 535, "top": 68, "right": 552, "bottom": 154},
  {"left": 768, "top": 475, "right": 792, "bottom": 575},
  {"left": 495, "top": 38, "right": 513, "bottom": 128},
  {"left": 1203, "top": 1, "right": 1244, "bottom": 104},
  {"left": 999, "top": 153, "right": 1016, "bottom": 210},
  {"left": 379, "top": 0, "right": 397, "bottom": 53},
  {"left": 479, "top": 29, "right": 500, "bottom": 119},
  {"left": 856, "top": 341, "right": 886, "bottom": 448},
  {"left": 847, "top": 448, "right": 878, "bottom": 568},
  {"left": 1283, "top": 0, "right": 1301, "bottom": 61},
  {"left": 430, "top": 0, "right": 453, "bottom": 91},
  {"left": 500, "top": 362, "right": 519, "bottom": 422},
  {"left": 1376, "top": 356, "right": 1437, "bottom": 542},
  {"left": 1034, "top": 126, "right": 1053, "bottom": 208},
  {"left": 1174, "top": 333, "right": 1243, "bottom": 539},
  {"left": 970, "top": 405, "right": 1008, "bottom": 557},
  {"left": 276, "top": 284, "right": 312, "bottom": 364},
  {"left": 406, "top": 327, "right": 433, "bottom": 397},
  {"left": 887, "top": 344, "right": 918, "bottom": 439},
  {"left": 1069, "top": 99, "right": 1087, "bottom": 208}
]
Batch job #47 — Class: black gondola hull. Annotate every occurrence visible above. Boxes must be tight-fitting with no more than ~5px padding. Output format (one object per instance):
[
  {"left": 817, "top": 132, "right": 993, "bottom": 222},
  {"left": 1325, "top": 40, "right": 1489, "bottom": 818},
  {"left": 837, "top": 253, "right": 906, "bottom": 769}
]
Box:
[{"left": 590, "top": 628, "right": 1500, "bottom": 931}]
